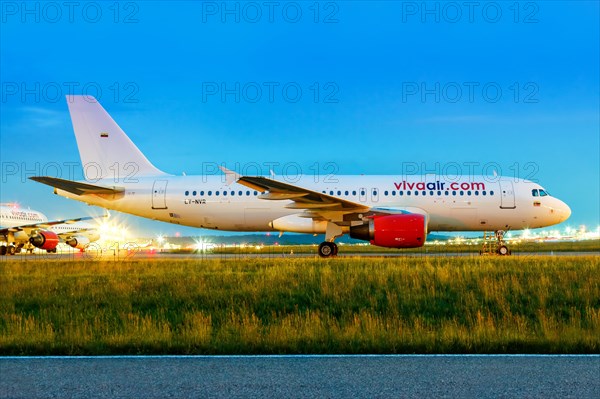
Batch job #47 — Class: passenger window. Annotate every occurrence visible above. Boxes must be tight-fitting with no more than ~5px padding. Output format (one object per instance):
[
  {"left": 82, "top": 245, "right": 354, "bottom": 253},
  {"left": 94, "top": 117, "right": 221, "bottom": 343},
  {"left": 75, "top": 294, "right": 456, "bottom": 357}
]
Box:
[
  {"left": 216, "top": 191, "right": 220, "bottom": 196},
  {"left": 208, "top": 191, "right": 212, "bottom": 196},
  {"left": 192, "top": 191, "right": 197, "bottom": 196},
  {"left": 467, "top": 191, "right": 471, "bottom": 196},
  {"left": 345, "top": 191, "right": 349, "bottom": 196},
  {"left": 490, "top": 191, "right": 494, "bottom": 195},
  {"left": 223, "top": 191, "right": 227, "bottom": 196},
  {"left": 185, "top": 191, "right": 189, "bottom": 196},
  {"left": 384, "top": 191, "right": 388, "bottom": 196},
  {"left": 352, "top": 191, "right": 357, "bottom": 196}
]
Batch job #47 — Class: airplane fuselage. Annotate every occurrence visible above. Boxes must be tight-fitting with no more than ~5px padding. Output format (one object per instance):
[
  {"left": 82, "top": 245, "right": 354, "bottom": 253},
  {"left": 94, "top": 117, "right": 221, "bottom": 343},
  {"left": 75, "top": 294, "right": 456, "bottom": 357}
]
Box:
[{"left": 56, "top": 175, "right": 570, "bottom": 233}]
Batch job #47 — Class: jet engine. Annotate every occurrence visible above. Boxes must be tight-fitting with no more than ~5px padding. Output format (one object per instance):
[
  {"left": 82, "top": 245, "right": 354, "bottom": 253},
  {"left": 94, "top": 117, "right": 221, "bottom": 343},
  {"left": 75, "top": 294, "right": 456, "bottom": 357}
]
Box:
[
  {"left": 349, "top": 214, "right": 427, "bottom": 248},
  {"left": 29, "top": 231, "right": 60, "bottom": 250},
  {"left": 65, "top": 236, "right": 91, "bottom": 249}
]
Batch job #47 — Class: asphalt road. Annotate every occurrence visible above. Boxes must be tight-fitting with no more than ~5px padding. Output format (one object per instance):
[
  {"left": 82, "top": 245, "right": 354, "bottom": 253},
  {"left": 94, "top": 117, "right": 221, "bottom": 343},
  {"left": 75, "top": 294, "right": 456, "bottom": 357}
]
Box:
[{"left": 1, "top": 355, "right": 599, "bottom": 399}]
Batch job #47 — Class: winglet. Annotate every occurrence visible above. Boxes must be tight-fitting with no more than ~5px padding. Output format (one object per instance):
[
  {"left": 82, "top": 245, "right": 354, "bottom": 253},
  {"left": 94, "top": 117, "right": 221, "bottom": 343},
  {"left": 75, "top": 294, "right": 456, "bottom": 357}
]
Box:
[{"left": 219, "top": 166, "right": 241, "bottom": 186}]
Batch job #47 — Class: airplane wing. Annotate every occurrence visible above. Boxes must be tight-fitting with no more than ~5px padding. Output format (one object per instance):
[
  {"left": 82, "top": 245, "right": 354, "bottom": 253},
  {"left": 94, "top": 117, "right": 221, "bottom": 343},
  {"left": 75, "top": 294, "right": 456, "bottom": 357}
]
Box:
[
  {"left": 233, "top": 174, "right": 427, "bottom": 225},
  {"left": 237, "top": 175, "right": 370, "bottom": 213},
  {"left": 29, "top": 176, "right": 124, "bottom": 196}
]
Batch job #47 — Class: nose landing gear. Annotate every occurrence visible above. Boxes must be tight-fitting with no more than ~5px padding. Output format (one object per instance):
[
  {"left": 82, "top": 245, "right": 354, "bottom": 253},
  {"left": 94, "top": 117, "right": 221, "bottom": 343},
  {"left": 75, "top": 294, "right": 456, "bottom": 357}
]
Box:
[{"left": 480, "top": 230, "right": 512, "bottom": 256}]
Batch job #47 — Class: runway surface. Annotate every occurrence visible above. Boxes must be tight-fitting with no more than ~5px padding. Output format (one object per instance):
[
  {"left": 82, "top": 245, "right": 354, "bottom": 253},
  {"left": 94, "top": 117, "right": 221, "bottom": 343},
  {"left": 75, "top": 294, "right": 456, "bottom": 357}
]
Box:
[{"left": 1, "top": 355, "right": 598, "bottom": 398}]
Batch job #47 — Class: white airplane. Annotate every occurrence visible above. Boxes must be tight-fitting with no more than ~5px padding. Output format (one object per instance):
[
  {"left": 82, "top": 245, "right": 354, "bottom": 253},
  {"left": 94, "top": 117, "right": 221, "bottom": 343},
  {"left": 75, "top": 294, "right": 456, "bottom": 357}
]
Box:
[
  {"left": 0, "top": 203, "right": 102, "bottom": 255},
  {"left": 31, "top": 95, "right": 571, "bottom": 257}
]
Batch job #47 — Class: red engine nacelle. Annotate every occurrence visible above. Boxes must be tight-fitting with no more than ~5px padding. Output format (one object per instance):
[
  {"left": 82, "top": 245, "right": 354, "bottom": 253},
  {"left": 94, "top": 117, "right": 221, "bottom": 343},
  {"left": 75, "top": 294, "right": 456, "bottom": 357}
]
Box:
[
  {"left": 349, "top": 214, "right": 427, "bottom": 248},
  {"left": 29, "top": 230, "right": 60, "bottom": 250}
]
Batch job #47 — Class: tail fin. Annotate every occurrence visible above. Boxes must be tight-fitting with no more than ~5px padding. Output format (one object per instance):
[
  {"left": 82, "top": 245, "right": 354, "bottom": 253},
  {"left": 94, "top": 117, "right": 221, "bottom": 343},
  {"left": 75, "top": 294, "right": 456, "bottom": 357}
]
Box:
[{"left": 66, "top": 95, "right": 167, "bottom": 181}]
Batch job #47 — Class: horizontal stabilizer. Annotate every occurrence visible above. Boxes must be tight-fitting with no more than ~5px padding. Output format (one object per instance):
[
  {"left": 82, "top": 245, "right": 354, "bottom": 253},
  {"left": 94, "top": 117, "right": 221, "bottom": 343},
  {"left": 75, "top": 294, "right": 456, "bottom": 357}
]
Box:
[{"left": 30, "top": 176, "right": 125, "bottom": 196}]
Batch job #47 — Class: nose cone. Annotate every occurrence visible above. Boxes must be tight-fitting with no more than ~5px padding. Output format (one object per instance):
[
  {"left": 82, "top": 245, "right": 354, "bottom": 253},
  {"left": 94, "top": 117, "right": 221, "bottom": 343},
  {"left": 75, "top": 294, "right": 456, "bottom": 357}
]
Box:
[{"left": 557, "top": 199, "right": 571, "bottom": 223}]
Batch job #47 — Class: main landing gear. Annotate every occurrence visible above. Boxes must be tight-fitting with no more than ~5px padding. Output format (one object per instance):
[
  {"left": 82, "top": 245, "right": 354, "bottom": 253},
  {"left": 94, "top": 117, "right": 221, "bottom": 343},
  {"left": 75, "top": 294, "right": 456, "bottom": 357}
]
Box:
[
  {"left": 318, "top": 222, "right": 343, "bottom": 258},
  {"left": 0, "top": 244, "right": 17, "bottom": 256},
  {"left": 318, "top": 242, "right": 339, "bottom": 258}
]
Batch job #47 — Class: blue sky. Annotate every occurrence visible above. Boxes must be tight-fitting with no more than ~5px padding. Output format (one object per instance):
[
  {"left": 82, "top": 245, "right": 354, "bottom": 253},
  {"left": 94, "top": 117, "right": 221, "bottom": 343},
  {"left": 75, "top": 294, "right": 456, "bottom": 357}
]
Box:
[{"left": 1, "top": 1, "right": 598, "bottom": 236}]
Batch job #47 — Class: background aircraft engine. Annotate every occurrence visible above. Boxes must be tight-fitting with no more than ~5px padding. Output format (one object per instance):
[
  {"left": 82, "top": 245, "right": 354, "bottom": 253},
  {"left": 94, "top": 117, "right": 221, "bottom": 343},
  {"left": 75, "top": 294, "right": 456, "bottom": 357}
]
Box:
[
  {"left": 349, "top": 214, "right": 426, "bottom": 248},
  {"left": 29, "top": 231, "right": 60, "bottom": 250},
  {"left": 65, "top": 236, "right": 90, "bottom": 249}
]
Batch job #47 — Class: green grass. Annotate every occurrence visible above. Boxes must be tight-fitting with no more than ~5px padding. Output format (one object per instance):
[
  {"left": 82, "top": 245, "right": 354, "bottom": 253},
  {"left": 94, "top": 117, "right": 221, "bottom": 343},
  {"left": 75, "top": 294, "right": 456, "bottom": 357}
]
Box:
[
  {"left": 1, "top": 256, "right": 599, "bottom": 355},
  {"left": 191, "top": 239, "right": 600, "bottom": 255}
]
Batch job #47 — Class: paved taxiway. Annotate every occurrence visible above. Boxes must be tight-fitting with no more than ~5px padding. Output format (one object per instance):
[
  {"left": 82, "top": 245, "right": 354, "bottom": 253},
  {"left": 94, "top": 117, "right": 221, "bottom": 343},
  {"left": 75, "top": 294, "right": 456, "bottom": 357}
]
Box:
[{"left": 1, "top": 355, "right": 598, "bottom": 398}]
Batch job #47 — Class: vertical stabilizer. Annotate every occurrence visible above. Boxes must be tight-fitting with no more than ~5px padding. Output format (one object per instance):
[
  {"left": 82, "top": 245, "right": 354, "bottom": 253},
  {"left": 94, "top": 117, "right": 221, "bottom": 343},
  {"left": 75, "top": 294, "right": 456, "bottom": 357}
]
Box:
[{"left": 66, "top": 95, "right": 167, "bottom": 181}]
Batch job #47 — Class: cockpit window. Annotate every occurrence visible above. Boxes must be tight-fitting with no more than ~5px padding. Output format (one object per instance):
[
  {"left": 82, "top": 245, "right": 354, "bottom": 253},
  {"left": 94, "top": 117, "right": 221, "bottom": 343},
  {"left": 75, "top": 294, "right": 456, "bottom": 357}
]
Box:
[
  {"left": 539, "top": 189, "right": 548, "bottom": 197},
  {"left": 532, "top": 189, "right": 539, "bottom": 197}
]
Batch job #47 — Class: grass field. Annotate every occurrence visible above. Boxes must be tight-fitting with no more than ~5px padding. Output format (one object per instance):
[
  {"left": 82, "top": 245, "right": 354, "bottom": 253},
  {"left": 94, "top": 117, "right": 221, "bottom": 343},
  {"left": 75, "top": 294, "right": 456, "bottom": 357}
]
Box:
[
  {"left": 195, "top": 239, "right": 600, "bottom": 255},
  {"left": 1, "top": 256, "right": 599, "bottom": 355}
]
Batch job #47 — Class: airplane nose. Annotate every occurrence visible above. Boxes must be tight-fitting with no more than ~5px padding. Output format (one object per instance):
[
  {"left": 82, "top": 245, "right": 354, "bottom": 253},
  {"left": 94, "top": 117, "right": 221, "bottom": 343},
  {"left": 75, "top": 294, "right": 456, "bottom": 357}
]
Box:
[{"left": 558, "top": 200, "right": 571, "bottom": 222}]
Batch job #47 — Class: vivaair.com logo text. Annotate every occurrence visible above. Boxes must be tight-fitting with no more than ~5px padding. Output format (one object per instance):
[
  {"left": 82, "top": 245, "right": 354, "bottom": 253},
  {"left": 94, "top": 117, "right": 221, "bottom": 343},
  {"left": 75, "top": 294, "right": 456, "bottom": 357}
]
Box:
[{"left": 393, "top": 181, "right": 486, "bottom": 191}]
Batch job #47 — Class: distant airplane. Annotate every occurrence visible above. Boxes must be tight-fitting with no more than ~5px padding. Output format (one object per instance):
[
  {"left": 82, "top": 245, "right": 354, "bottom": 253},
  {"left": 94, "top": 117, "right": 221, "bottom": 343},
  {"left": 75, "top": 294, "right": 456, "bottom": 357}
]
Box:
[
  {"left": 0, "top": 203, "right": 102, "bottom": 255},
  {"left": 31, "top": 96, "right": 571, "bottom": 257}
]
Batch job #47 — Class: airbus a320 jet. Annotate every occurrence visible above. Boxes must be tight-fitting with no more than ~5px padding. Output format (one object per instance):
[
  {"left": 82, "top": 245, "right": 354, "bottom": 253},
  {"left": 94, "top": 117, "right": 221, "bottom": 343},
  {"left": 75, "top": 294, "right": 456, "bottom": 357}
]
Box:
[
  {"left": 31, "top": 96, "right": 571, "bottom": 257},
  {"left": 0, "top": 203, "right": 102, "bottom": 255}
]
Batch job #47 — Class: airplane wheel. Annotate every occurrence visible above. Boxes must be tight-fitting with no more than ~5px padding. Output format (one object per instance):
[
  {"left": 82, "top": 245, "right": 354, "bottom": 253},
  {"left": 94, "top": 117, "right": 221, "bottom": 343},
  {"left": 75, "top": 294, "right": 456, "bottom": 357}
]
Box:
[
  {"left": 8, "top": 245, "right": 16, "bottom": 255},
  {"left": 332, "top": 243, "right": 339, "bottom": 256},
  {"left": 0, "top": 245, "right": 6, "bottom": 256},
  {"left": 318, "top": 242, "right": 335, "bottom": 258},
  {"left": 497, "top": 245, "right": 510, "bottom": 256}
]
